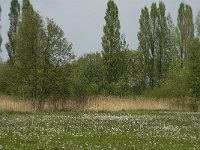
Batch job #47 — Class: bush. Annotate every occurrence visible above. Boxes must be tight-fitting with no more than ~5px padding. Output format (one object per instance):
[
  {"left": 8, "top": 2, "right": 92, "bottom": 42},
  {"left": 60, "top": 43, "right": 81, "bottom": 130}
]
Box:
[{"left": 143, "top": 70, "right": 188, "bottom": 99}]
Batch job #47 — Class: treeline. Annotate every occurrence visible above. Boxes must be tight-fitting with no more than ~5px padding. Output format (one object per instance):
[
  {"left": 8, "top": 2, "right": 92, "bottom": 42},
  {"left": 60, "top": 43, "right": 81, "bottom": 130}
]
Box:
[{"left": 0, "top": 0, "right": 200, "bottom": 110}]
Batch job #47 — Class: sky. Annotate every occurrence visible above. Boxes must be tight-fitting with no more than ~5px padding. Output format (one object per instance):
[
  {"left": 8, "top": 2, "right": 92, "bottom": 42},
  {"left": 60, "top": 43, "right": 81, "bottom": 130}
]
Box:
[{"left": 0, "top": 0, "right": 200, "bottom": 61}]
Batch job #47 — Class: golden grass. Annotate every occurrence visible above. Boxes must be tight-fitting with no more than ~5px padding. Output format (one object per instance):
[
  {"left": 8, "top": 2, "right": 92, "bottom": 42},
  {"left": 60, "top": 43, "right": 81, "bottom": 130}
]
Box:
[
  {"left": 0, "top": 95, "right": 189, "bottom": 112},
  {"left": 0, "top": 95, "right": 34, "bottom": 112},
  {"left": 86, "top": 96, "right": 184, "bottom": 111}
]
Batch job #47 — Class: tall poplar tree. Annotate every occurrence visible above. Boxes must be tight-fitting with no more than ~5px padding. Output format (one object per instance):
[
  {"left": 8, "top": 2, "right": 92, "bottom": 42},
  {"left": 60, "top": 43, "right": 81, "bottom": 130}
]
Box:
[
  {"left": 177, "top": 3, "right": 194, "bottom": 68},
  {"left": 195, "top": 11, "right": 200, "bottom": 38},
  {"left": 187, "top": 38, "right": 200, "bottom": 111},
  {"left": 22, "top": 0, "right": 31, "bottom": 14},
  {"left": 167, "top": 14, "right": 181, "bottom": 74},
  {"left": 15, "top": 0, "right": 44, "bottom": 99},
  {"left": 138, "top": 6, "right": 151, "bottom": 88},
  {"left": 156, "top": 2, "right": 169, "bottom": 83},
  {"left": 149, "top": 3, "right": 157, "bottom": 87},
  {"left": 138, "top": 2, "right": 172, "bottom": 88},
  {"left": 6, "top": 0, "right": 20, "bottom": 63},
  {"left": 0, "top": 5, "right": 2, "bottom": 51},
  {"left": 102, "top": 0, "right": 122, "bottom": 93}
]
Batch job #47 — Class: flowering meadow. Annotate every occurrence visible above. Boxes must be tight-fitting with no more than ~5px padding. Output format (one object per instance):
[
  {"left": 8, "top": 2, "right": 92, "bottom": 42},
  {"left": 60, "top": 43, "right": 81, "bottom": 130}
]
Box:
[{"left": 0, "top": 111, "right": 200, "bottom": 149}]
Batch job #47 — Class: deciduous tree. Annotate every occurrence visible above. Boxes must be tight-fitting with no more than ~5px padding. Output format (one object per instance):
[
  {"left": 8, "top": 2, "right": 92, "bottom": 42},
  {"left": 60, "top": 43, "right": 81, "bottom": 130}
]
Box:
[
  {"left": 138, "top": 6, "right": 151, "bottom": 88},
  {"left": 177, "top": 3, "right": 194, "bottom": 68},
  {"left": 41, "top": 18, "right": 74, "bottom": 102},
  {"left": 6, "top": 0, "right": 20, "bottom": 63},
  {"left": 102, "top": 0, "right": 123, "bottom": 94},
  {"left": 15, "top": 0, "right": 44, "bottom": 99},
  {"left": 138, "top": 2, "right": 175, "bottom": 89},
  {"left": 187, "top": 38, "right": 200, "bottom": 111},
  {"left": 195, "top": 11, "right": 200, "bottom": 38},
  {"left": 0, "top": 5, "right": 2, "bottom": 51}
]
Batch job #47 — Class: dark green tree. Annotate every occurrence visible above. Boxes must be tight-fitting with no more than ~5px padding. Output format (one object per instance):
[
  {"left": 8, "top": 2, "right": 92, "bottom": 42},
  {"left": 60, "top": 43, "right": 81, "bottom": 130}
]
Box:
[
  {"left": 156, "top": 2, "right": 170, "bottom": 84},
  {"left": 187, "top": 38, "right": 200, "bottom": 111},
  {"left": 6, "top": 0, "right": 20, "bottom": 63},
  {"left": 0, "top": 5, "right": 2, "bottom": 51},
  {"left": 166, "top": 14, "right": 181, "bottom": 77},
  {"left": 177, "top": 3, "right": 194, "bottom": 68},
  {"left": 138, "top": 2, "right": 176, "bottom": 89},
  {"left": 41, "top": 18, "right": 74, "bottom": 103},
  {"left": 22, "top": 0, "right": 31, "bottom": 14},
  {"left": 15, "top": 0, "right": 44, "bottom": 99},
  {"left": 71, "top": 52, "right": 103, "bottom": 97},
  {"left": 102, "top": 0, "right": 123, "bottom": 94},
  {"left": 195, "top": 11, "right": 200, "bottom": 38},
  {"left": 149, "top": 3, "right": 157, "bottom": 87},
  {"left": 138, "top": 6, "right": 151, "bottom": 88}
]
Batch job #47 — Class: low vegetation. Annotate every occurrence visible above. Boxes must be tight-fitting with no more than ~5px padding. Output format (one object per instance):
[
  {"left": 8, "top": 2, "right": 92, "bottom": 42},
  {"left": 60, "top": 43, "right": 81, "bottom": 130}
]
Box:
[
  {"left": 0, "top": 95, "right": 196, "bottom": 112},
  {"left": 0, "top": 111, "right": 200, "bottom": 149}
]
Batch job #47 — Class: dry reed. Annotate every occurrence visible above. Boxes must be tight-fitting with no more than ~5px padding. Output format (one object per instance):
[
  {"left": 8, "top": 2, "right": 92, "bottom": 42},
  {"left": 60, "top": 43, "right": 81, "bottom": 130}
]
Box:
[
  {"left": 0, "top": 95, "right": 188, "bottom": 112},
  {"left": 86, "top": 96, "right": 184, "bottom": 111},
  {"left": 0, "top": 95, "right": 34, "bottom": 112}
]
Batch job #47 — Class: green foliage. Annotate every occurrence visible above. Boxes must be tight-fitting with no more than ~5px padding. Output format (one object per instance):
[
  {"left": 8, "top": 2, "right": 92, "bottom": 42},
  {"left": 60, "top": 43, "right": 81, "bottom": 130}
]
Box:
[
  {"left": 196, "top": 11, "right": 200, "bottom": 38},
  {"left": 177, "top": 3, "right": 194, "bottom": 68},
  {"left": 2, "top": 1, "right": 75, "bottom": 110},
  {"left": 0, "top": 63, "right": 10, "bottom": 93},
  {"left": 156, "top": 2, "right": 170, "bottom": 81},
  {"left": 138, "top": 2, "right": 171, "bottom": 89},
  {"left": 187, "top": 38, "right": 200, "bottom": 110},
  {"left": 15, "top": 1, "right": 44, "bottom": 99},
  {"left": 71, "top": 53, "right": 104, "bottom": 97},
  {"left": 40, "top": 18, "right": 74, "bottom": 100},
  {"left": 5, "top": 0, "right": 20, "bottom": 63},
  {"left": 144, "top": 70, "right": 188, "bottom": 98},
  {"left": 0, "top": 63, "right": 24, "bottom": 96},
  {"left": 0, "top": 5, "right": 2, "bottom": 51},
  {"left": 102, "top": 0, "right": 123, "bottom": 89}
]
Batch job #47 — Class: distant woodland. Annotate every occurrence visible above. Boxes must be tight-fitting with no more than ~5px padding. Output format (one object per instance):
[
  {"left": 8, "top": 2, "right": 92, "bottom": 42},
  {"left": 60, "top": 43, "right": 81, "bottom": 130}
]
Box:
[{"left": 0, "top": 0, "right": 200, "bottom": 111}]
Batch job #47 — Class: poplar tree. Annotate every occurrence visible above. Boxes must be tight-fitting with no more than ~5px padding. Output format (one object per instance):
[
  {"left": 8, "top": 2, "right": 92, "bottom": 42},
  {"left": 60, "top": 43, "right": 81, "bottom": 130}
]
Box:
[
  {"left": 0, "top": 5, "right": 2, "bottom": 51},
  {"left": 156, "top": 2, "right": 169, "bottom": 83},
  {"left": 138, "top": 7, "right": 151, "bottom": 88},
  {"left": 149, "top": 3, "right": 157, "bottom": 87},
  {"left": 177, "top": 3, "right": 194, "bottom": 68},
  {"left": 6, "top": 0, "right": 20, "bottom": 63},
  {"left": 195, "top": 11, "right": 200, "bottom": 38},
  {"left": 102, "top": 0, "right": 122, "bottom": 93},
  {"left": 15, "top": 0, "right": 44, "bottom": 99},
  {"left": 138, "top": 2, "right": 172, "bottom": 88},
  {"left": 22, "top": 0, "right": 31, "bottom": 14},
  {"left": 187, "top": 38, "right": 200, "bottom": 111},
  {"left": 167, "top": 14, "right": 181, "bottom": 74}
]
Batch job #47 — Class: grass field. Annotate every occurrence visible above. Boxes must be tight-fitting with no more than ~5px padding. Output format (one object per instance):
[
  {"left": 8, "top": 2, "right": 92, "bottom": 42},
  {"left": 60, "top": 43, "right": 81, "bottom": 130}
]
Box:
[{"left": 0, "top": 111, "right": 200, "bottom": 149}]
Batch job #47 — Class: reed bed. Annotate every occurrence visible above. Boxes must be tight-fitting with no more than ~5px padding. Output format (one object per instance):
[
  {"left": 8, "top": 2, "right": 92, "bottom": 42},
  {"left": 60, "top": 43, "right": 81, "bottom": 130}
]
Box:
[{"left": 0, "top": 95, "right": 191, "bottom": 112}]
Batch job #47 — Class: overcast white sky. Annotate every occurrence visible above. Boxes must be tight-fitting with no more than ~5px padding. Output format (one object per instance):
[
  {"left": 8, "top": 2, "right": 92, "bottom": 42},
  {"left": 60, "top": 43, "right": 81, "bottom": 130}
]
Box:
[{"left": 0, "top": 0, "right": 200, "bottom": 61}]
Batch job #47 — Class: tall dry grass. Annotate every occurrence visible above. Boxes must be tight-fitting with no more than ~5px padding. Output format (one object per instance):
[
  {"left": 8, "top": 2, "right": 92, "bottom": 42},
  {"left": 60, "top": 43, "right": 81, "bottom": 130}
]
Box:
[
  {"left": 0, "top": 95, "right": 34, "bottom": 112},
  {"left": 86, "top": 96, "right": 185, "bottom": 111},
  {"left": 0, "top": 95, "right": 189, "bottom": 112}
]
